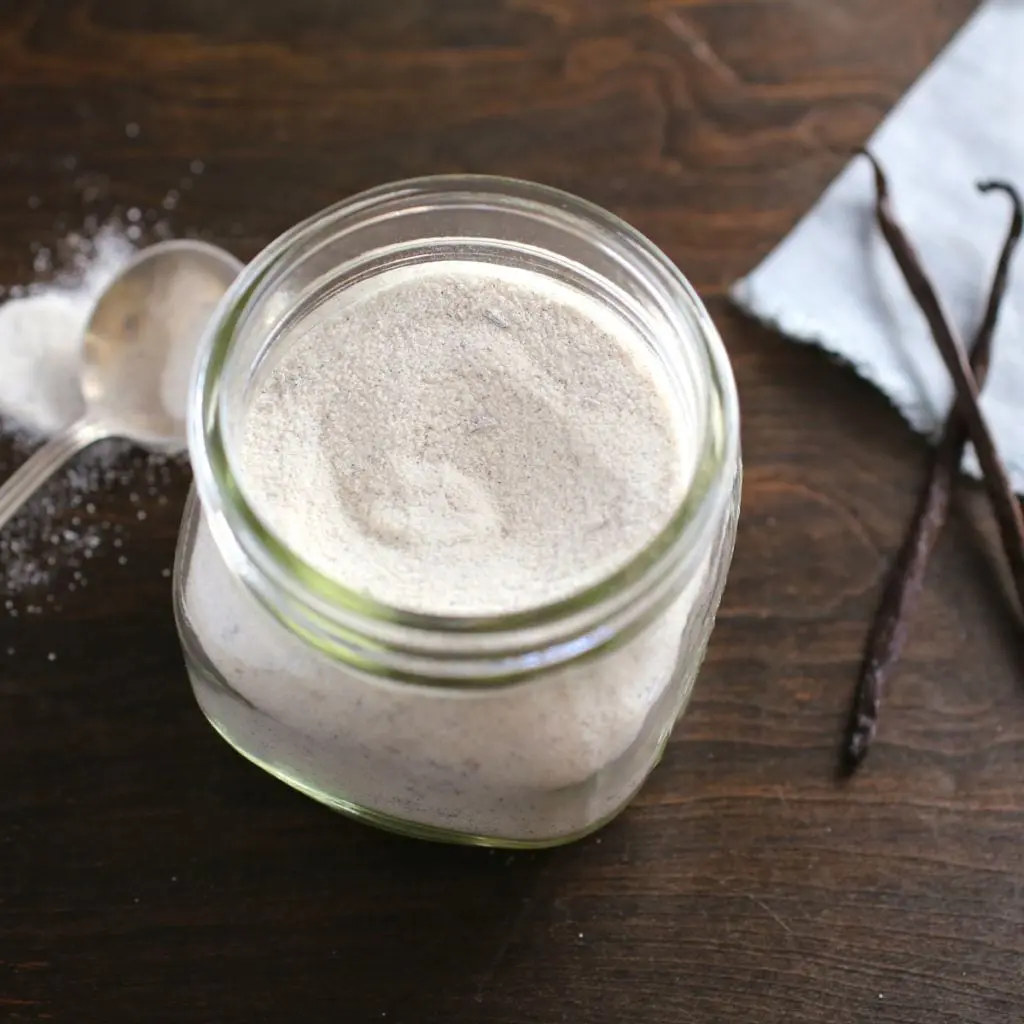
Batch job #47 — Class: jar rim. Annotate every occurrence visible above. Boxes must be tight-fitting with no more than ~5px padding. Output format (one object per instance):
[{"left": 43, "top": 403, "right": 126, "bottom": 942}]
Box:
[{"left": 188, "top": 174, "right": 739, "bottom": 667}]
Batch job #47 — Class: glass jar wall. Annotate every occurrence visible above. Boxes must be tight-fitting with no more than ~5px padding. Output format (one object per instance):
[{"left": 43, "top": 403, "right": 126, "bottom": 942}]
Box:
[{"left": 173, "top": 176, "right": 741, "bottom": 848}]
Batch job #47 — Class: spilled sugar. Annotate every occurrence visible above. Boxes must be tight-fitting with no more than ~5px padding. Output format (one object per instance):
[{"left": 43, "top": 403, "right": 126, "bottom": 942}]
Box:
[
  {"left": 0, "top": 227, "right": 135, "bottom": 435},
  {"left": 0, "top": 439, "right": 182, "bottom": 604},
  {"left": 0, "top": 218, "right": 189, "bottom": 612}
]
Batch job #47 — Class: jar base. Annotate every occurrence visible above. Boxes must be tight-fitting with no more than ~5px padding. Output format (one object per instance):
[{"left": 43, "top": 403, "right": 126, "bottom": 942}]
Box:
[{"left": 198, "top": 701, "right": 668, "bottom": 850}]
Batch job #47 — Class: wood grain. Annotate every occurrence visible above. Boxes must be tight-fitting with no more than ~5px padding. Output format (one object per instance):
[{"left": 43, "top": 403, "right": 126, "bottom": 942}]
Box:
[{"left": 4, "top": 2, "right": 1022, "bottom": 1023}]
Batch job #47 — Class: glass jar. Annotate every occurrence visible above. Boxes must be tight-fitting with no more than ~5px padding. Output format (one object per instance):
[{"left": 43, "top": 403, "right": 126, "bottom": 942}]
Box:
[{"left": 173, "top": 175, "right": 741, "bottom": 848}]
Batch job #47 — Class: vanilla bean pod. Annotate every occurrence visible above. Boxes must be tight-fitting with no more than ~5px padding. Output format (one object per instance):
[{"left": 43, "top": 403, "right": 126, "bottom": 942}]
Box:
[
  {"left": 844, "top": 173, "right": 1023, "bottom": 770},
  {"left": 860, "top": 151, "right": 1024, "bottom": 618}
]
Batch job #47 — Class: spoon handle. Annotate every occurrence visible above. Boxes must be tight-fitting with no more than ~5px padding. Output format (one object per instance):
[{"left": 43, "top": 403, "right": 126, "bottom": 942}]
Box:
[{"left": 0, "top": 419, "right": 108, "bottom": 533}]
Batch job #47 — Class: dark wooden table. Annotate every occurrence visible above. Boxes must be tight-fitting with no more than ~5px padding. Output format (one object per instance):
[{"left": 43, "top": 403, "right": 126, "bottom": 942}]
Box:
[{"left": 3, "top": 1, "right": 1022, "bottom": 1021}]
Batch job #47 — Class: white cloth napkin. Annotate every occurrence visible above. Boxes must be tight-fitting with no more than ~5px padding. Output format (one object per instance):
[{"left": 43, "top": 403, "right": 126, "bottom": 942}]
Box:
[{"left": 731, "top": 0, "right": 1024, "bottom": 492}]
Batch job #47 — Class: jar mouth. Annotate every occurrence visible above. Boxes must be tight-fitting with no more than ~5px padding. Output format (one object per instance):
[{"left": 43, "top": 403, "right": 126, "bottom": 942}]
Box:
[{"left": 188, "top": 175, "right": 739, "bottom": 669}]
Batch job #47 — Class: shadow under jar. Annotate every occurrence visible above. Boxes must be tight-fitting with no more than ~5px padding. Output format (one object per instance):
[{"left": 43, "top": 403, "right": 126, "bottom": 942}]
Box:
[{"left": 173, "top": 176, "right": 741, "bottom": 849}]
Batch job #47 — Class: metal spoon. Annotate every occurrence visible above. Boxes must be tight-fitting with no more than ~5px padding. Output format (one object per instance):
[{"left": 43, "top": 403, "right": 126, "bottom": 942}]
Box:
[{"left": 0, "top": 240, "right": 242, "bottom": 532}]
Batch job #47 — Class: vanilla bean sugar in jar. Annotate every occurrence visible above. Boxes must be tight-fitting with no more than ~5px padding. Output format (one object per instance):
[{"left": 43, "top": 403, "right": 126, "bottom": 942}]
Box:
[{"left": 174, "top": 176, "right": 740, "bottom": 847}]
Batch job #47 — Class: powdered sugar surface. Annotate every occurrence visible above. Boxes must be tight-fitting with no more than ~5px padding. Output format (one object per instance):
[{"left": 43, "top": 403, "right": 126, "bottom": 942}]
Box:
[{"left": 0, "top": 227, "right": 135, "bottom": 438}]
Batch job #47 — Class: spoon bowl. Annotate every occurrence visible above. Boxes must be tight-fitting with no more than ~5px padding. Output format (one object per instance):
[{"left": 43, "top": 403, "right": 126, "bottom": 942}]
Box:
[{"left": 83, "top": 240, "right": 242, "bottom": 449}]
